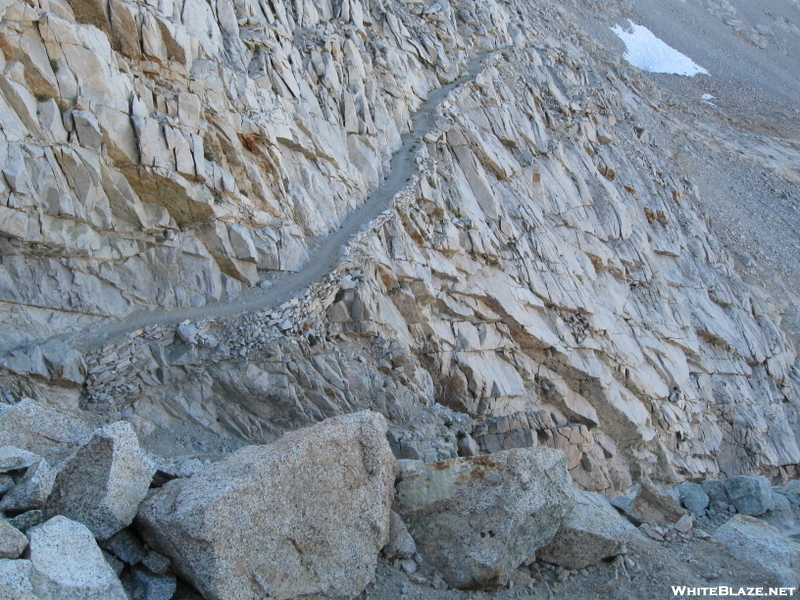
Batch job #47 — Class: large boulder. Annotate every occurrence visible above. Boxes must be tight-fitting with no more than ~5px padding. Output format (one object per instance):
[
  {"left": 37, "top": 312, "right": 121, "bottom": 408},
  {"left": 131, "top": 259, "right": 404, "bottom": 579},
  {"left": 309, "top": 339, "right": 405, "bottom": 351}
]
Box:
[
  {"left": 0, "top": 558, "right": 37, "bottom": 599},
  {"left": 44, "top": 422, "right": 155, "bottom": 540},
  {"left": 713, "top": 515, "right": 800, "bottom": 586},
  {"left": 538, "top": 490, "right": 642, "bottom": 570},
  {"left": 625, "top": 481, "right": 686, "bottom": 525},
  {"left": 678, "top": 482, "right": 709, "bottom": 516},
  {"left": 724, "top": 476, "right": 776, "bottom": 516},
  {"left": 26, "top": 516, "right": 128, "bottom": 599},
  {"left": 702, "top": 479, "right": 730, "bottom": 512},
  {"left": 0, "top": 458, "right": 57, "bottom": 511},
  {"left": 778, "top": 480, "right": 800, "bottom": 505},
  {"left": 382, "top": 511, "right": 416, "bottom": 560},
  {"left": 0, "top": 399, "right": 93, "bottom": 463},
  {"left": 0, "top": 518, "right": 28, "bottom": 559},
  {"left": 394, "top": 447, "right": 573, "bottom": 589},
  {"left": 0, "top": 446, "right": 41, "bottom": 472},
  {"left": 137, "top": 411, "right": 396, "bottom": 600}
]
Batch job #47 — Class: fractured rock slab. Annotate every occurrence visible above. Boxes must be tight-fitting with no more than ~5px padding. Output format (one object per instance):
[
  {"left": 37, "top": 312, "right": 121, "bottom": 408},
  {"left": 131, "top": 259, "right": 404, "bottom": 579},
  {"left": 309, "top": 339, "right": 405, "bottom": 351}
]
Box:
[
  {"left": 0, "top": 399, "right": 92, "bottom": 463},
  {"left": 778, "top": 480, "right": 800, "bottom": 505},
  {"left": 724, "top": 476, "right": 775, "bottom": 516},
  {"left": 703, "top": 479, "right": 730, "bottom": 512},
  {"left": 382, "top": 510, "right": 416, "bottom": 560},
  {"left": 0, "top": 558, "right": 36, "bottom": 599},
  {"left": 713, "top": 515, "right": 800, "bottom": 586},
  {"left": 0, "top": 518, "right": 28, "bottom": 559},
  {"left": 0, "top": 458, "right": 57, "bottom": 511},
  {"left": 394, "top": 448, "right": 573, "bottom": 589},
  {"left": 125, "top": 566, "right": 177, "bottom": 600},
  {"left": 137, "top": 411, "right": 396, "bottom": 600},
  {"left": 27, "top": 516, "right": 128, "bottom": 599},
  {"left": 0, "top": 446, "right": 41, "bottom": 473},
  {"left": 44, "top": 422, "right": 155, "bottom": 540},
  {"left": 538, "top": 490, "right": 642, "bottom": 569},
  {"left": 625, "top": 482, "right": 686, "bottom": 525},
  {"left": 679, "top": 482, "right": 710, "bottom": 516}
]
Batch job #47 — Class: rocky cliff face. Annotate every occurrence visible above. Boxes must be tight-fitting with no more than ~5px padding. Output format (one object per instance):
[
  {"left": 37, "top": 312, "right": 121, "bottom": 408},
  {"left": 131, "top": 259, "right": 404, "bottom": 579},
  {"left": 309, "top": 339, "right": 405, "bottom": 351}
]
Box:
[{"left": 1, "top": 0, "right": 799, "bottom": 494}]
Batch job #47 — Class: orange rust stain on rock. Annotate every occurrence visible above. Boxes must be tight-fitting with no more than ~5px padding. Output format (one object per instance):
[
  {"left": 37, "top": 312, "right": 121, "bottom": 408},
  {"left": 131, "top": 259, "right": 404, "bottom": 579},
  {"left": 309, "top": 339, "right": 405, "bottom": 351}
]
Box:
[
  {"left": 433, "top": 460, "right": 450, "bottom": 470},
  {"left": 470, "top": 468, "right": 485, "bottom": 479},
  {"left": 469, "top": 456, "right": 497, "bottom": 468}
]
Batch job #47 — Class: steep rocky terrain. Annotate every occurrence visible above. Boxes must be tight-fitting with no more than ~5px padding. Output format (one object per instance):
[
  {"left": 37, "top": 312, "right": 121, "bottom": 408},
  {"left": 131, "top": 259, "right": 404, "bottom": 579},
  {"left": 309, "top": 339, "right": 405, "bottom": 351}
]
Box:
[{"left": 0, "top": 0, "right": 800, "bottom": 594}]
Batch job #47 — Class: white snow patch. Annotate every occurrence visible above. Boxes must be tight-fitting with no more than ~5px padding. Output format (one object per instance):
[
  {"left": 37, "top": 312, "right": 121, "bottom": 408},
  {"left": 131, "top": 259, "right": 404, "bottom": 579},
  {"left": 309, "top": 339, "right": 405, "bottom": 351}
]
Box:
[
  {"left": 702, "top": 93, "right": 716, "bottom": 100},
  {"left": 612, "top": 20, "right": 708, "bottom": 77}
]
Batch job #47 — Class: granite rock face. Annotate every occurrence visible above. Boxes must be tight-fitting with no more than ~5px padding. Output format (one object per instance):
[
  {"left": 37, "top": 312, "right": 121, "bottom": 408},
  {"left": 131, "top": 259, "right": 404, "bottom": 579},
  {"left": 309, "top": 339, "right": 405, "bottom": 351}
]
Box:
[
  {"left": 394, "top": 447, "right": 573, "bottom": 589},
  {"left": 713, "top": 515, "right": 800, "bottom": 586},
  {"left": 703, "top": 480, "right": 730, "bottom": 512},
  {"left": 0, "top": 0, "right": 797, "bottom": 593},
  {"left": 625, "top": 482, "right": 687, "bottom": 526},
  {"left": 724, "top": 476, "right": 776, "bottom": 516},
  {"left": 382, "top": 511, "right": 417, "bottom": 561},
  {"left": 26, "top": 516, "right": 128, "bottom": 600},
  {"left": 0, "top": 400, "right": 92, "bottom": 464},
  {"left": 538, "top": 490, "right": 642, "bottom": 570},
  {"left": 0, "top": 0, "right": 798, "bottom": 515},
  {"left": 0, "top": 457, "right": 56, "bottom": 511},
  {"left": 44, "top": 422, "right": 155, "bottom": 540},
  {"left": 0, "top": 517, "right": 27, "bottom": 559},
  {"left": 679, "top": 482, "right": 710, "bottom": 516},
  {"left": 136, "top": 411, "right": 396, "bottom": 600}
]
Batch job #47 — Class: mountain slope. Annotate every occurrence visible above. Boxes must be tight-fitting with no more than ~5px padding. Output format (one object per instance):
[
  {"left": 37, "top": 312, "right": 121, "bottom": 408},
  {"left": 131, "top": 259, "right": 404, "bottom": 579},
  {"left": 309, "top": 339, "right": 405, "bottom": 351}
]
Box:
[{"left": 0, "top": 0, "right": 799, "bottom": 493}]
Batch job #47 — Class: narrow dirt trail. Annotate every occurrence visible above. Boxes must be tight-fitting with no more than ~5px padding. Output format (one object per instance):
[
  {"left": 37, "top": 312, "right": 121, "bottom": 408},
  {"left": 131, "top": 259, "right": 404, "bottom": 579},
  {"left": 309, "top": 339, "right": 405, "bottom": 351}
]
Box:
[{"left": 67, "top": 50, "right": 497, "bottom": 351}]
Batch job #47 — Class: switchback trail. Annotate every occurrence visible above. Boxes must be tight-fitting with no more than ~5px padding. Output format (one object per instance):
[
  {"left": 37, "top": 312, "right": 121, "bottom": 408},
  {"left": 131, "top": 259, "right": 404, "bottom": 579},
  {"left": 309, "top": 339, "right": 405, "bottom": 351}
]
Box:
[{"left": 68, "top": 50, "right": 498, "bottom": 351}]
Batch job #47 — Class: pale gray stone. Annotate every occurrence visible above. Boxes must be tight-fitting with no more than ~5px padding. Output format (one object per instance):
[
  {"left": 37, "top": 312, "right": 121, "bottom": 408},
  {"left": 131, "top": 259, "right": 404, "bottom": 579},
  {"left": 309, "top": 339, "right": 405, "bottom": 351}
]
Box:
[
  {"left": 674, "top": 513, "right": 694, "bottom": 533},
  {"left": 724, "top": 476, "right": 775, "bottom": 516},
  {"left": 7, "top": 511, "right": 45, "bottom": 533},
  {"left": 0, "top": 399, "right": 92, "bottom": 464},
  {"left": 0, "top": 0, "right": 798, "bottom": 536},
  {"left": 141, "top": 551, "right": 170, "bottom": 575},
  {"left": 228, "top": 224, "right": 258, "bottom": 262},
  {"left": 761, "top": 491, "right": 797, "bottom": 531},
  {"left": 71, "top": 110, "right": 103, "bottom": 152},
  {"left": 0, "top": 558, "right": 35, "bottom": 597},
  {"left": 0, "top": 446, "right": 40, "bottom": 473},
  {"left": 39, "top": 339, "right": 86, "bottom": 386},
  {"left": 679, "top": 482, "right": 710, "bottom": 516},
  {"left": 773, "top": 491, "right": 792, "bottom": 510},
  {"left": 137, "top": 411, "right": 396, "bottom": 600},
  {"left": 0, "top": 518, "right": 28, "bottom": 558},
  {"left": 38, "top": 98, "right": 69, "bottom": 144},
  {"left": 45, "top": 422, "right": 155, "bottom": 540},
  {"left": 702, "top": 479, "right": 729, "bottom": 511},
  {"left": 611, "top": 492, "right": 635, "bottom": 513},
  {"left": 128, "top": 566, "right": 177, "bottom": 600},
  {"left": 456, "top": 432, "right": 481, "bottom": 457},
  {"left": 0, "top": 206, "right": 28, "bottom": 240},
  {"left": 26, "top": 516, "right": 128, "bottom": 599},
  {"left": 713, "top": 515, "right": 800, "bottom": 586},
  {"left": 103, "top": 550, "right": 125, "bottom": 577},
  {"left": 103, "top": 528, "right": 147, "bottom": 565},
  {"left": 382, "top": 510, "right": 416, "bottom": 560},
  {"left": 778, "top": 480, "right": 800, "bottom": 505},
  {"left": 0, "top": 474, "right": 14, "bottom": 494},
  {"left": 109, "top": 0, "right": 141, "bottom": 59},
  {"left": 0, "top": 458, "right": 56, "bottom": 511},
  {"left": 395, "top": 448, "right": 573, "bottom": 589},
  {"left": 625, "top": 482, "right": 686, "bottom": 525},
  {"left": 538, "top": 490, "right": 641, "bottom": 570}
]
